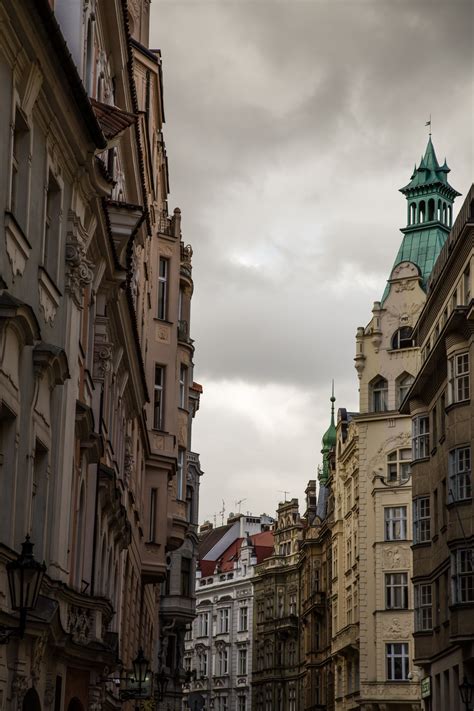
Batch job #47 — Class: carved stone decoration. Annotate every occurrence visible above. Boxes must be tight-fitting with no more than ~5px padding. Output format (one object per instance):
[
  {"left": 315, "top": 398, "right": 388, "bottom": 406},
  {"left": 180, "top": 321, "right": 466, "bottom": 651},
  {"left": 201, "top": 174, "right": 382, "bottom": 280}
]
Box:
[
  {"left": 65, "top": 241, "right": 94, "bottom": 306},
  {"left": 382, "top": 615, "right": 410, "bottom": 639},
  {"left": 123, "top": 435, "right": 134, "bottom": 484},
  {"left": 67, "top": 604, "right": 93, "bottom": 643},
  {"left": 38, "top": 267, "right": 61, "bottom": 325},
  {"left": 5, "top": 213, "right": 31, "bottom": 280},
  {"left": 43, "top": 678, "right": 55, "bottom": 709},
  {"left": 382, "top": 546, "right": 410, "bottom": 570},
  {"left": 11, "top": 674, "right": 28, "bottom": 710},
  {"left": 31, "top": 633, "right": 48, "bottom": 681},
  {"left": 93, "top": 341, "right": 113, "bottom": 380},
  {"left": 88, "top": 684, "right": 105, "bottom": 711}
]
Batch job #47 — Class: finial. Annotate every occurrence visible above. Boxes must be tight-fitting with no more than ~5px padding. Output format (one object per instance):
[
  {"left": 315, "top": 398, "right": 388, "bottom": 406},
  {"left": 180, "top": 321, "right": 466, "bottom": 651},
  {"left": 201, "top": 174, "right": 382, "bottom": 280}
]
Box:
[
  {"left": 425, "top": 114, "right": 432, "bottom": 137},
  {"left": 330, "top": 380, "right": 335, "bottom": 421}
]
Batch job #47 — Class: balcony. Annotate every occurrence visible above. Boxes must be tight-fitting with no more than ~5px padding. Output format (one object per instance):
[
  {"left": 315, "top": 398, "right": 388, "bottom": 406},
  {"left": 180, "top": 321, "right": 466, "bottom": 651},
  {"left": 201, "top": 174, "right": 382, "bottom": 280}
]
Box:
[
  {"left": 302, "top": 590, "right": 326, "bottom": 615},
  {"left": 273, "top": 614, "right": 299, "bottom": 639},
  {"left": 160, "top": 594, "right": 196, "bottom": 624},
  {"left": 178, "top": 319, "right": 192, "bottom": 344}
]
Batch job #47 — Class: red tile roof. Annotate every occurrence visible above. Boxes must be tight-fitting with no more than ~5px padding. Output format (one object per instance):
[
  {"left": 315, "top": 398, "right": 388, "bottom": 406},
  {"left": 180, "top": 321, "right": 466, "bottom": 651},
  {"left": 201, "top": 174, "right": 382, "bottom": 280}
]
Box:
[{"left": 198, "top": 530, "right": 274, "bottom": 575}]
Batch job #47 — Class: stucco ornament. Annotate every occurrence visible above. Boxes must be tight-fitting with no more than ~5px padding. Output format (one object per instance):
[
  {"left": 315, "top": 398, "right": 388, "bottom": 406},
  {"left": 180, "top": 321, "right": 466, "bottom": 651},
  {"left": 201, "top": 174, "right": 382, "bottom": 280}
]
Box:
[
  {"left": 123, "top": 435, "right": 134, "bottom": 483},
  {"left": 65, "top": 239, "right": 94, "bottom": 306},
  {"left": 67, "top": 604, "right": 93, "bottom": 643},
  {"left": 93, "top": 340, "right": 113, "bottom": 380},
  {"left": 11, "top": 674, "right": 28, "bottom": 710},
  {"left": 31, "top": 633, "right": 48, "bottom": 681},
  {"left": 383, "top": 546, "right": 410, "bottom": 569}
]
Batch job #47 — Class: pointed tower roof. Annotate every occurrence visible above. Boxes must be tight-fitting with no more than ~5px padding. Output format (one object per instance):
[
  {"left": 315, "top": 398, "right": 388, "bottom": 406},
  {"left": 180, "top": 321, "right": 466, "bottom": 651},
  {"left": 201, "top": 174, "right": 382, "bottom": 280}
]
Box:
[
  {"left": 400, "top": 136, "right": 459, "bottom": 196},
  {"left": 382, "top": 135, "right": 460, "bottom": 302},
  {"left": 319, "top": 385, "right": 336, "bottom": 485}
]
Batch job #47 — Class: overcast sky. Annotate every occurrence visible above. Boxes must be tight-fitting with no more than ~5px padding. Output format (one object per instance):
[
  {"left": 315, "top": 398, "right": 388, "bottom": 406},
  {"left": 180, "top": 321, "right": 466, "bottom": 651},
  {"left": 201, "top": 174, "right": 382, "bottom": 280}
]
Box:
[{"left": 150, "top": 0, "right": 474, "bottom": 524}]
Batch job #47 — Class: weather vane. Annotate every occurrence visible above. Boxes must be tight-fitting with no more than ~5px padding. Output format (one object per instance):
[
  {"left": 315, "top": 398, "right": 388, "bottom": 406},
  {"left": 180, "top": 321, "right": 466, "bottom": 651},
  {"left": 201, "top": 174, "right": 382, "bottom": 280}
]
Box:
[{"left": 425, "top": 114, "right": 432, "bottom": 137}]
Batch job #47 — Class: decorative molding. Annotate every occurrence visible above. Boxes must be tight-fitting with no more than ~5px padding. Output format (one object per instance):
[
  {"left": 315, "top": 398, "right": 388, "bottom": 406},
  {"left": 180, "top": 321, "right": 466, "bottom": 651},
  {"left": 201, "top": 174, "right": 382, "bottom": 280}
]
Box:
[
  {"left": 156, "top": 323, "right": 170, "bottom": 343},
  {"left": 93, "top": 339, "right": 113, "bottom": 380},
  {"left": 4, "top": 212, "right": 31, "bottom": 280},
  {"left": 21, "top": 60, "right": 43, "bottom": 117},
  {"left": 38, "top": 266, "right": 61, "bottom": 325}
]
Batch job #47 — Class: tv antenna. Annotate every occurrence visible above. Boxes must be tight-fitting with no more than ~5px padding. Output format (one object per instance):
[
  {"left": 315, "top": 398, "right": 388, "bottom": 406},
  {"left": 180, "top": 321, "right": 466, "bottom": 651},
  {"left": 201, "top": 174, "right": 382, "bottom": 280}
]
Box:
[
  {"left": 219, "top": 500, "right": 225, "bottom": 526},
  {"left": 279, "top": 490, "right": 290, "bottom": 502},
  {"left": 235, "top": 498, "right": 247, "bottom": 513}
]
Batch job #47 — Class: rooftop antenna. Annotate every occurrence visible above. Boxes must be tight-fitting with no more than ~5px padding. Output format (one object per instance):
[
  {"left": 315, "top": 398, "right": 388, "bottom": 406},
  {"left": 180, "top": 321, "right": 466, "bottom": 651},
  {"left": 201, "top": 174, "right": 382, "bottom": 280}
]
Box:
[
  {"left": 279, "top": 490, "right": 290, "bottom": 502},
  {"left": 213, "top": 514, "right": 217, "bottom": 527},
  {"left": 235, "top": 498, "right": 247, "bottom": 513},
  {"left": 220, "top": 499, "right": 225, "bottom": 526}
]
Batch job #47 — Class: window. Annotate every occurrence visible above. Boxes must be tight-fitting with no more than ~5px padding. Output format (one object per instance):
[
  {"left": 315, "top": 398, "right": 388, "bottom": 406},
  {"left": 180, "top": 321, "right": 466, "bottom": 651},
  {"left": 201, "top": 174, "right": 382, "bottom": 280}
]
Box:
[
  {"left": 218, "top": 607, "right": 230, "bottom": 633},
  {"left": 238, "top": 648, "right": 247, "bottom": 675},
  {"left": 289, "top": 592, "right": 297, "bottom": 615},
  {"left": 198, "top": 612, "right": 209, "bottom": 637},
  {"left": 346, "top": 538, "right": 352, "bottom": 570},
  {"left": 397, "top": 373, "right": 414, "bottom": 407},
  {"left": 153, "top": 365, "right": 165, "bottom": 429},
  {"left": 464, "top": 266, "right": 471, "bottom": 303},
  {"left": 372, "top": 376, "right": 388, "bottom": 412},
  {"left": 177, "top": 448, "right": 185, "bottom": 500},
  {"left": 179, "top": 364, "right": 187, "bottom": 408},
  {"left": 415, "top": 584, "right": 432, "bottom": 631},
  {"left": 392, "top": 327, "right": 414, "bottom": 350},
  {"left": 238, "top": 696, "right": 247, "bottom": 711},
  {"left": 332, "top": 541, "right": 338, "bottom": 579},
  {"left": 181, "top": 557, "right": 192, "bottom": 596},
  {"left": 448, "top": 352, "right": 470, "bottom": 403},
  {"left": 385, "top": 573, "right": 408, "bottom": 609},
  {"left": 386, "top": 643, "right": 409, "bottom": 681},
  {"left": 148, "top": 488, "right": 157, "bottom": 542},
  {"left": 239, "top": 606, "right": 248, "bottom": 631},
  {"left": 197, "top": 651, "right": 208, "bottom": 678},
  {"left": 44, "top": 171, "right": 62, "bottom": 280},
  {"left": 412, "top": 416, "right": 429, "bottom": 460},
  {"left": 413, "top": 497, "right": 430, "bottom": 543},
  {"left": 387, "top": 449, "right": 411, "bottom": 484},
  {"left": 184, "top": 655, "right": 191, "bottom": 672},
  {"left": 217, "top": 649, "right": 228, "bottom": 675},
  {"left": 346, "top": 591, "right": 352, "bottom": 624},
  {"left": 449, "top": 447, "right": 471, "bottom": 502},
  {"left": 257, "top": 598, "right": 264, "bottom": 623},
  {"left": 157, "top": 257, "right": 169, "bottom": 319},
  {"left": 452, "top": 549, "right": 474, "bottom": 603},
  {"left": 384, "top": 507, "right": 407, "bottom": 541},
  {"left": 288, "top": 641, "right": 296, "bottom": 666},
  {"left": 289, "top": 686, "right": 296, "bottom": 711},
  {"left": 10, "top": 108, "right": 29, "bottom": 224}
]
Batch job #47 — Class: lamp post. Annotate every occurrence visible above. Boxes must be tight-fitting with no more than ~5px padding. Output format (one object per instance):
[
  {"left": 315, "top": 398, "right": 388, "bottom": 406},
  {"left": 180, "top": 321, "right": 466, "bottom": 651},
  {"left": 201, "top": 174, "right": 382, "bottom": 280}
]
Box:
[
  {"left": 131, "top": 648, "right": 151, "bottom": 711},
  {"left": 156, "top": 667, "right": 169, "bottom": 702},
  {"left": 459, "top": 676, "right": 474, "bottom": 711},
  {"left": 0, "top": 536, "right": 46, "bottom": 644}
]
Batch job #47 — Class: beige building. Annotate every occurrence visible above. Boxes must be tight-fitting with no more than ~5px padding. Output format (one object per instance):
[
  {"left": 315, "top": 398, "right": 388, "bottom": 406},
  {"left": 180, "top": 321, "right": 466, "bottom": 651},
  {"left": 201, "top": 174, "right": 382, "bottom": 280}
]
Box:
[
  {"left": 330, "top": 137, "right": 460, "bottom": 710},
  {"left": 0, "top": 0, "right": 200, "bottom": 708}
]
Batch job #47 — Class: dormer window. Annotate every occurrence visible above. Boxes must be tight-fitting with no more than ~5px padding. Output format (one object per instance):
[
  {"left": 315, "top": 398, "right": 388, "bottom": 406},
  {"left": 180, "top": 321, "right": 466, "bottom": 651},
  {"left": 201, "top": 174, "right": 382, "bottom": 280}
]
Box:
[
  {"left": 371, "top": 377, "right": 388, "bottom": 412},
  {"left": 391, "top": 327, "right": 414, "bottom": 350}
]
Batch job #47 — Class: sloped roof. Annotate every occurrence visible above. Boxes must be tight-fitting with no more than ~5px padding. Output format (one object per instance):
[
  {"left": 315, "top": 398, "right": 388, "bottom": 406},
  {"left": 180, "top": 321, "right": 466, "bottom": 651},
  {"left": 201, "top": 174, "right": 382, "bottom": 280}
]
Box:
[
  {"left": 198, "top": 530, "right": 274, "bottom": 575},
  {"left": 90, "top": 99, "right": 136, "bottom": 140}
]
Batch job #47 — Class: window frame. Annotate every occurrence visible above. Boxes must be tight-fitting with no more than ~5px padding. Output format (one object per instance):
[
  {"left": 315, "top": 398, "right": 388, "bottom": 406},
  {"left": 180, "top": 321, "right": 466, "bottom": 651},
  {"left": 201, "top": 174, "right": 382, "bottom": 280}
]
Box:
[
  {"left": 413, "top": 496, "right": 431, "bottom": 543},
  {"left": 384, "top": 506, "right": 408, "bottom": 541},
  {"left": 372, "top": 376, "right": 388, "bottom": 412},
  {"left": 179, "top": 363, "right": 187, "bottom": 409},
  {"left": 387, "top": 448, "right": 411, "bottom": 484},
  {"left": 448, "top": 446, "right": 472, "bottom": 502},
  {"left": 452, "top": 549, "right": 474, "bottom": 604},
  {"left": 412, "top": 415, "right": 430, "bottom": 460},
  {"left": 177, "top": 448, "right": 185, "bottom": 500},
  {"left": 238, "top": 606, "right": 248, "bottom": 632},
  {"left": 385, "top": 572, "right": 409, "bottom": 610},
  {"left": 153, "top": 364, "right": 165, "bottom": 430},
  {"left": 414, "top": 583, "right": 433, "bottom": 631},
  {"left": 157, "top": 256, "right": 169, "bottom": 320},
  {"left": 386, "top": 642, "right": 409, "bottom": 681},
  {"left": 238, "top": 647, "right": 247, "bottom": 676},
  {"left": 448, "top": 352, "right": 470, "bottom": 404}
]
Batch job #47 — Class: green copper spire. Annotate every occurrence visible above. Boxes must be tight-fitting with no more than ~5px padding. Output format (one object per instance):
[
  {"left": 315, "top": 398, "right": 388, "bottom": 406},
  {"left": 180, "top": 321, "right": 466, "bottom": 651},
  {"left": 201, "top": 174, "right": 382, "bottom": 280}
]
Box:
[
  {"left": 382, "top": 135, "right": 461, "bottom": 302},
  {"left": 320, "top": 384, "right": 336, "bottom": 485}
]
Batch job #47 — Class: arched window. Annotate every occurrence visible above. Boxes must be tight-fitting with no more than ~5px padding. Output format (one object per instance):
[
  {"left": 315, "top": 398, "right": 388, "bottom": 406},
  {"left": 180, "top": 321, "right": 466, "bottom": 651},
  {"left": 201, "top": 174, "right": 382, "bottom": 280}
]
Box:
[
  {"left": 410, "top": 202, "right": 416, "bottom": 224},
  {"left": 397, "top": 372, "right": 414, "bottom": 407},
  {"left": 428, "top": 198, "right": 435, "bottom": 221},
  {"left": 442, "top": 202, "right": 447, "bottom": 224},
  {"left": 74, "top": 482, "right": 86, "bottom": 587},
  {"left": 391, "top": 327, "right": 414, "bottom": 350},
  {"left": 448, "top": 204, "right": 452, "bottom": 226},
  {"left": 22, "top": 689, "right": 41, "bottom": 711},
  {"left": 418, "top": 201, "right": 426, "bottom": 223},
  {"left": 371, "top": 377, "right": 388, "bottom": 412},
  {"left": 387, "top": 449, "right": 411, "bottom": 484}
]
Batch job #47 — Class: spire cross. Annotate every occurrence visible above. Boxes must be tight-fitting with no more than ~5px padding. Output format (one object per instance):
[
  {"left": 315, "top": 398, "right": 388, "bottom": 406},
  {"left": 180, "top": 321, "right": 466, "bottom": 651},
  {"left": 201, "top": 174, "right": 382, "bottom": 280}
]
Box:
[{"left": 426, "top": 114, "right": 432, "bottom": 137}]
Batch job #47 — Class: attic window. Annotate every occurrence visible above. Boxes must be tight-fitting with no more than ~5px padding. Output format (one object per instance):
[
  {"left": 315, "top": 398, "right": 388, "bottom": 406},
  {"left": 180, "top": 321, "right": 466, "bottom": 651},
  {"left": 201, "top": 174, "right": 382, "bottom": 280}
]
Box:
[{"left": 391, "top": 327, "right": 414, "bottom": 350}]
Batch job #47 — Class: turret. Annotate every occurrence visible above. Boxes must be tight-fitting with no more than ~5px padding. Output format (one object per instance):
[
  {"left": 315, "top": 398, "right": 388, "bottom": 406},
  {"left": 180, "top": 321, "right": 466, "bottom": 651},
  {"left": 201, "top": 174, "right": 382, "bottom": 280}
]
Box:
[
  {"left": 382, "top": 135, "right": 460, "bottom": 301},
  {"left": 319, "top": 387, "right": 336, "bottom": 485}
]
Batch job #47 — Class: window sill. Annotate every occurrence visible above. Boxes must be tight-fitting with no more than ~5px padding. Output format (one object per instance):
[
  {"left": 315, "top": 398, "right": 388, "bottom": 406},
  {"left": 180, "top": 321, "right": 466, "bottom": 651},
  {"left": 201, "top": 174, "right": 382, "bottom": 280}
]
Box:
[
  {"left": 411, "top": 456, "right": 430, "bottom": 465},
  {"left": 447, "top": 498, "right": 472, "bottom": 509},
  {"left": 154, "top": 317, "right": 174, "bottom": 325},
  {"left": 445, "top": 399, "right": 471, "bottom": 413},
  {"left": 412, "top": 541, "right": 431, "bottom": 548}
]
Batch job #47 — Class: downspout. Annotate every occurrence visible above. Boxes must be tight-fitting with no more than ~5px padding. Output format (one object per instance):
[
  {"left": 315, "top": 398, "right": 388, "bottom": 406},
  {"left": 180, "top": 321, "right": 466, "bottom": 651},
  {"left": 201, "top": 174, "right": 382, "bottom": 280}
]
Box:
[{"left": 90, "top": 383, "right": 104, "bottom": 597}]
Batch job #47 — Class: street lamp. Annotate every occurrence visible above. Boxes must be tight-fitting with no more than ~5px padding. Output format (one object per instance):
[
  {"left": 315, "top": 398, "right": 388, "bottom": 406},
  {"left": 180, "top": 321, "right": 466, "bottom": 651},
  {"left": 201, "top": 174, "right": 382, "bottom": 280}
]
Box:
[
  {"left": 156, "top": 667, "right": 169, "bottom": 701},
  {"left": 459, "top": 676, "right": 474, "bottom": 711},
  {"left": 1, "top": 536, "right": 46, "bottom": 643}
]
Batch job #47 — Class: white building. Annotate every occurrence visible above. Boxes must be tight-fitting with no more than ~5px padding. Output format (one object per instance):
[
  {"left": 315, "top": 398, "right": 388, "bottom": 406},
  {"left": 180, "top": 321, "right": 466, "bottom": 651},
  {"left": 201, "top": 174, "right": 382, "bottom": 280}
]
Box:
[{"left": 183, "top": 514, "right": 274, "bottom": 711}]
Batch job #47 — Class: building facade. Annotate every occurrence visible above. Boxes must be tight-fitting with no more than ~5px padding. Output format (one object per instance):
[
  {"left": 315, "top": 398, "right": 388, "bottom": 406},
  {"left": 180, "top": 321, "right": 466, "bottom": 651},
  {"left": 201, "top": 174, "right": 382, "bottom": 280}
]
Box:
[
  {"left": 329, "top": 137, "right": 460, "bottom": 711},
  {"left": 402, "top": 185, "right": 474, "bottom": 710},
  {"left": 252, "top": 500, "right": 303, "bottom": 711},
  {"left": 0, "top": 0, "right": 200, "bottom": 708},
  {"left": 184, "top": 514, "right": 274, "bottom": 711}
]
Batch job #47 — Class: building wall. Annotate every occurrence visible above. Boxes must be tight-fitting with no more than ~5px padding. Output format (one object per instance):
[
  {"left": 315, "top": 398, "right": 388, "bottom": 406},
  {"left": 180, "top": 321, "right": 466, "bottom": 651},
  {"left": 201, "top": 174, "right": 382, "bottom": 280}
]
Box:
[{"left": 404, "top": 186, "right": 474, "bottom": 711}]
